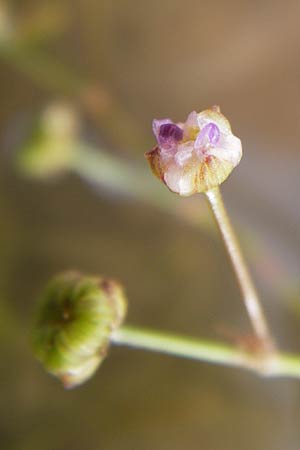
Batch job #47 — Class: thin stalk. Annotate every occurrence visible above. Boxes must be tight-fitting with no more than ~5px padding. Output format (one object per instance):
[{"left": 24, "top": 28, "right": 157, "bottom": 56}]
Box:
[
  {"left": 205, "top": 187, "right": 275, "bottom": 351},
  {"left": 112, "top": 325, "right": 300, "bottom": 379}
]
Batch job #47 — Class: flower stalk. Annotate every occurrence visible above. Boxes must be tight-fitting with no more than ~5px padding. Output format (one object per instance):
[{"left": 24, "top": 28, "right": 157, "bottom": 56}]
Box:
[
  {"left": 113, "top": 325, "right": 300, "bottom": 379},
  {"left": 145, "top": 107, "right": 276, "bottom": 353},
  {"left": 205, "top": 187, "right": 275, "bottom": 352}
]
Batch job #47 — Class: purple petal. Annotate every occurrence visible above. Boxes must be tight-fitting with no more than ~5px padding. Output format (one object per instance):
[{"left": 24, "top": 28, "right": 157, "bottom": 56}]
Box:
[
  {"left": 195, "top": 122, "right": 220, "bottom": 148},
  {"left": 152, "top": 118, "right": 172, "bottom": 139},
  {"left": 159, "top": 123, "right": 183, "bottom": 141},
  {"left": 152, "top": 120, "right": 183, "bottom": 149}
]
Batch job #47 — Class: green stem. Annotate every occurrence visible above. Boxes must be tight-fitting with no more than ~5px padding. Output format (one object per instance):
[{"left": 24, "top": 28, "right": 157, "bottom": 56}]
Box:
[
  {"left": 205, "top": 187, "right": 275, "bottom": 351},
  {"left": 112, "top": 325, "right": 300, "bottom": 379},
  {"left": 72, "top": 145, "right": 168, "bottom": 206},
  {"left": 113, "top": 325, "right": 244, "bottom": 368},
  {"left": 71, "top": 145, "right": 211, "bottom": 230}
]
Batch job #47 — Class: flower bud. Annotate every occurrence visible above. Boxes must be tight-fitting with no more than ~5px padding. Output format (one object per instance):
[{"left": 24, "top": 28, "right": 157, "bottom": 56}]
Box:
[
  {"left": 16, "top": 103, "right": 79, "bottom": 179},
  {"left": 145, "top": 106, "right": 242, "bottom": 196},
  {"left": 32, "top": 272, "right": 127, "bottom": 388}
]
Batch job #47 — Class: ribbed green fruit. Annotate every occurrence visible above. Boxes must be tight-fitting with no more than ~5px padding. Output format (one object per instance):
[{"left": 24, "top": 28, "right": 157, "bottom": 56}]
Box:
[{"left": 32, "top": 272, "right": 127, "bottom": 388}]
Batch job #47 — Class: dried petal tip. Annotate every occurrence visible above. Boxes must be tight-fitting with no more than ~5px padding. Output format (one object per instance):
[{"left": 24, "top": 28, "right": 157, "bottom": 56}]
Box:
[
  {"left": 146, "top": 107, "right": 242, "bottom": 196},
  {"left": 32, "top": 272, "right": 127, "bottom": 388}
]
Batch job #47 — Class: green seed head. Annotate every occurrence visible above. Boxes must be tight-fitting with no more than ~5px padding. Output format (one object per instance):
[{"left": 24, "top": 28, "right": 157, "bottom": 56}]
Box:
[{"left": 32, "top": 272, "right": 127, "bottom": 388}]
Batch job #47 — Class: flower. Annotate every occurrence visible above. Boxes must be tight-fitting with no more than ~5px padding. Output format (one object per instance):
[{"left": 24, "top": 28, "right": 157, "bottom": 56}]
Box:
[
  {"left": 32, "top": 272, "right": 127, "bottom": 388},
  {"left": 145, "top": 106, "right": 242, "bottom": 196}
]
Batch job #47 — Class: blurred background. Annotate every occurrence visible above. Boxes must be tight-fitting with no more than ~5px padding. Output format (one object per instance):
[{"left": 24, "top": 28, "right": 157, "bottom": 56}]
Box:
[{"left": 1, "top": 0, "right": 300, "bottom": 449}]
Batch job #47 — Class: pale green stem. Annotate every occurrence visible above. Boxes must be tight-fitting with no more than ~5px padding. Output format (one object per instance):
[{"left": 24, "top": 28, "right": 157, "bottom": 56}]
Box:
[
  {"left": 112, "top": 325, "right": 300, "bottom": 379},
  {"left": 72, "top": 144, "right": 169, "bottom": 206},
  {"left": 205, "top": 187, "right": 275, "bottom": 351},
  {"left": 71, "top": 145, "right": 211, "bottom": 231}
]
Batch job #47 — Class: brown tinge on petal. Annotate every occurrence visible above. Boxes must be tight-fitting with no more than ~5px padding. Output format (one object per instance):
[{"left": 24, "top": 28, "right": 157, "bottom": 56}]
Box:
[
  {"left": 145, "top": 148, "right": 235, "bottom": 196},
  {"left": 163, "top": 156, "right": 234, "bottom": 196},
  {"left": 211, "top": 105, "right": 221, "bottom": 113},
  {"left": 193, "top": 156, "right": 234, "bottom": 194},
  {"left": 145, "top": 146, "right": 165, "bottom": 181}
]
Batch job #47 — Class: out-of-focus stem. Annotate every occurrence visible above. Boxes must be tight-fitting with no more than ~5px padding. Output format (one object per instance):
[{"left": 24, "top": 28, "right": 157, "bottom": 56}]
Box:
[
  {"left": 0, "top": 40, "right": 84, "bottom": 94},
  {"left": 205, "top": 187, "right": 275, "bottom": 352},
  {"left": 71, "top": 144, "right": 211, "bottom": 228},
  {"left": 112, "top": 325, "right": 300, "bottom": 379},
  {"left": 72, "top": 144, "right": 169, "bottom": 206},
  {"left": 0, "top": 39, "right": 146, "bottom": 153}
]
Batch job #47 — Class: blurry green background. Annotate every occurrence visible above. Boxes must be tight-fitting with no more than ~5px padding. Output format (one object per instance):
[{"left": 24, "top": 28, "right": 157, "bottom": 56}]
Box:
[{"left": 1, "top": 0, "right": 300, "bottom": 449}]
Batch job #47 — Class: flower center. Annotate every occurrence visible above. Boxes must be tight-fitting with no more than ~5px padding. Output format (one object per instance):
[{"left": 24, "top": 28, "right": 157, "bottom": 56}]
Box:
[{"left": 195, "top": 122, "right": 220, "bottom": 149}]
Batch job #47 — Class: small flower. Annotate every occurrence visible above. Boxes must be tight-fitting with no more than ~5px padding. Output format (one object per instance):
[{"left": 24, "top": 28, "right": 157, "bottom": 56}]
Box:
[
  {"left": 32, "top": 272, "right": 127, "bottom": 388},
  {"left": 145, "top": 106, "right": 242, "bottom": 196}
]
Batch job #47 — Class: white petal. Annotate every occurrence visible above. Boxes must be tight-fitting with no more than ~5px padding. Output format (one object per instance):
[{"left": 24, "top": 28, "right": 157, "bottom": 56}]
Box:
[
  {"left": 197, "top": 110, "right": 232, "bottom": 134},
  {"left": 178, "top": 172, "right": 196, "bottom": 196},
  {"left": 208, "top": 134, "right": 242, "bottom": 166},
  {"left": 164, "top": 165, "right": 183, "bottom": 193},
  {"left": 174, "top": 142, "right": 194, "bottom": 166}
]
